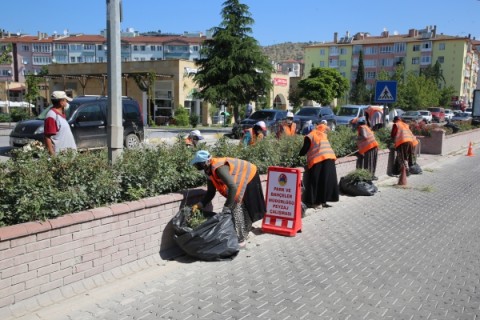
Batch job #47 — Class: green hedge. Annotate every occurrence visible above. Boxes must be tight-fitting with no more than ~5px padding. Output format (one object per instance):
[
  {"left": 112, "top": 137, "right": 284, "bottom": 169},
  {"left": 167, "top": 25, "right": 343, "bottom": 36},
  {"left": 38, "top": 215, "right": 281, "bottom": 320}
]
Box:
[{"left": 0, "top": 128, "right": 389, "bottom": 227}]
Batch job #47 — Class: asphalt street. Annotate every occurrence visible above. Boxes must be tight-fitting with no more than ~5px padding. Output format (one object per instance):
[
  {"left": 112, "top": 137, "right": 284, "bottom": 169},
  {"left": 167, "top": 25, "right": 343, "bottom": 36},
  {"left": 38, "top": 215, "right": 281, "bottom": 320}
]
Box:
[{"left": 6, "top": 149, "right": 480, "bottom": 320}]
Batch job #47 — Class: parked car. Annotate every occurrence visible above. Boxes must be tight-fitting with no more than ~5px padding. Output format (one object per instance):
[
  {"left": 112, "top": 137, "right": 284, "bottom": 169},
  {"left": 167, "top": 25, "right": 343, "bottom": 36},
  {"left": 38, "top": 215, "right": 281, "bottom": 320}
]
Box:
[
  {"left": 335, "top": 105, "right": 367, "bottom": 126},
  {"left": 418, "top": 110, "right": 433, "bottom": 123},
  {"left": 238, "top": 109, "right": 288, "bottom": 133},
  {"left": 444, "top": 109, "right": 454, "bottom": 120},
  {"left": 451, "top": 112, "right": 472, "bottom": 122},
  {"left": 400, "top": 110, "right": 423, "bottom": 122},
  {"left": 293, "top": 106, "right": 336, "bottom": 132},
  {"left": 427, "top": 107, "right": 445, "bottom": 123},
  {"left": 10, "top": 96, "right": 144, "bottom": 150}
]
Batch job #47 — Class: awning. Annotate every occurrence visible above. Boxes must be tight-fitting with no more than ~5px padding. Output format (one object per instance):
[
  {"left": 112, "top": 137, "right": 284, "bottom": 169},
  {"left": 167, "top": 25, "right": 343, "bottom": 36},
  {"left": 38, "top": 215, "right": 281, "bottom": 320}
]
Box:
[{"left": 7, "top": 82, "right": 26, "bottom": 92}]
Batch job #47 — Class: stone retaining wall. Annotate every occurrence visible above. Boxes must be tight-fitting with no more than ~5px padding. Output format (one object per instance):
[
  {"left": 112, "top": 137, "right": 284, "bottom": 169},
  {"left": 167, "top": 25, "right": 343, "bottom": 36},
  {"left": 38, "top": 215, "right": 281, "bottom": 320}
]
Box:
[{"left": 0, "top": 131, "right": 473, "bottom": 309}]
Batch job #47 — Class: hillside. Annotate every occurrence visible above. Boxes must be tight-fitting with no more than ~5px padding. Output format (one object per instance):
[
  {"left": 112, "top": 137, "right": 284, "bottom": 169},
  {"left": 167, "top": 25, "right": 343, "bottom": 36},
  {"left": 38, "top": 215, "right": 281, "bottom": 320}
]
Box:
[{"left": 262, "top": 41, "right": 318, "bottom": 62}]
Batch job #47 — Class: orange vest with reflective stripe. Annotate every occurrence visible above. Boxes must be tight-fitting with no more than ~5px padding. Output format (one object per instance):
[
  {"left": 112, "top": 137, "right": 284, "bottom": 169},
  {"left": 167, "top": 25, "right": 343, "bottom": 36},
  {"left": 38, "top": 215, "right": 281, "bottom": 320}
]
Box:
[
  {"left": 316, "top": 123, "right": 328, "bottom": 133},
  {"left": 306, "top": 129, "right": 336, "bottom": 169},
  {"left": 282, "top": 123, "right": 296, "bottom": 136},
  {"left": 209, "top": 157, "right": 257, "bottom": 202},
  {"left": 394, "top": 121, "right": 417, "bottom": 148},
  {"left": 357, "top": 125, "right": 379, "bottom": 155}
]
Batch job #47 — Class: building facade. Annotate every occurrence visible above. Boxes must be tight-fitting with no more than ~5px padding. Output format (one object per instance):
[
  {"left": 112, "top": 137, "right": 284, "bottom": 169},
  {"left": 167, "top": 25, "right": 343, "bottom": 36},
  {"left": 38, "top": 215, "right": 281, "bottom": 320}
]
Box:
[{"left": 304, "top": 26, "right": 479, "bottom": 108}]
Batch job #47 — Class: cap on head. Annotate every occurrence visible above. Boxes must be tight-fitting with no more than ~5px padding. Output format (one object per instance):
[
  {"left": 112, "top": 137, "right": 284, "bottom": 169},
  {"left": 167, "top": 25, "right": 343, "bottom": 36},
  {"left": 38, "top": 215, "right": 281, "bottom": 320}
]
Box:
[
  {"left": 255, "top": 121, "right": 267, "bottom": 130},
  {"left": 51, "top": 91, "right": 72, "bottom": 102},
  {"left": 190, "top": 150, "right": 211, "bottom": 165},
  {"left": 189, "top": 130, "right": 204, "bottom": 140},
  {"left": 320, "top": 120, "right": 328, "bottom": 125},
  {"left": 286, "top": 111, "right": 294, "bottom": 118},
  {"left": 358, "top": 118, "right": 366, "bottom": 125},
  {"left": 393, "top": 116, "right": 400, "bottom": 122}
]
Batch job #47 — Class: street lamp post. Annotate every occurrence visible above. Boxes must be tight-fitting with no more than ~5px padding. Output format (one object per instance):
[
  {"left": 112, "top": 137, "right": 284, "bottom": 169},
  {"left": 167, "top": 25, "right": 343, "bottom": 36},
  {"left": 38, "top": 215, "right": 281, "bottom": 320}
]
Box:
[{"left": 6, "top": 70, "right": 11, "bottom": 127}]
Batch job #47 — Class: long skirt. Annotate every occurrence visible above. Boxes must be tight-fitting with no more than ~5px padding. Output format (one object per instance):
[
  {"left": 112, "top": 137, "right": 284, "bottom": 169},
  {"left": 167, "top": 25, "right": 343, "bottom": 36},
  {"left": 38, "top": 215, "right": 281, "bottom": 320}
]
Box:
[
  {"left": 233, "top": 172, "right": 266, "bottom": 242},
  {"left": 395, "top": 142, "right": 415, "bottom": 169},
  {"left": 302, "top": 159, "right": 339, "bottom": 207},
  {"left": 356, "top": 147, "right": 378, "bottom": 176}
]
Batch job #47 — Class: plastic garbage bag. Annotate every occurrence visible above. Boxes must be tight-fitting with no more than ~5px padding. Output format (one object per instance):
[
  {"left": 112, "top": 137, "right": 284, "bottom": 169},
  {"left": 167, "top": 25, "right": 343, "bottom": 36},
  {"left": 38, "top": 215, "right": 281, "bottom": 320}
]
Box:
[
  {"left": 409, "top": 163, "right": 423, "bottom": 175},
  {"left": 339, "top": 177, "right": 378, "bottom": 196},
  {"left": 172, "top": 208, "right": 239, "bottom": 261}
]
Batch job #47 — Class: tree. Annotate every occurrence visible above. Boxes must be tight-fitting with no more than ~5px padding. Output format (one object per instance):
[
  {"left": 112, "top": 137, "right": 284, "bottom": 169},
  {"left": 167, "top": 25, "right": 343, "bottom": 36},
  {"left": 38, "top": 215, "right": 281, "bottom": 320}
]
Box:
[
  {"left": 298, "top": 67, "right": 349, "bottom": 106},
  {"left": 0, "top": 43, "right": 12, "bottom": 64},
  {"left": 193, "top": 0, "right": 273, "bottom": 122},
  {"left": 349, "top": 51, "right": 369, "bottom": 104},
  {"left": 421, "top": 60, "right": 445, "bottom": 87},
  {"left": 25, "top": 74, "right": 41, "bottom": 115}
]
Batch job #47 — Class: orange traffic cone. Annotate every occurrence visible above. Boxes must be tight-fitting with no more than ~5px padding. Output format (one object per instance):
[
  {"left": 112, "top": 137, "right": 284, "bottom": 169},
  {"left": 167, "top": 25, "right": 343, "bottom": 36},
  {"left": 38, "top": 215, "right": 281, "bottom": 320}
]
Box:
[
  {"left": 466, "top": 142, "right": 474, "bottom": 157},
  {"left": 398, "top": 164, "right": 407, "bottom": 186}
]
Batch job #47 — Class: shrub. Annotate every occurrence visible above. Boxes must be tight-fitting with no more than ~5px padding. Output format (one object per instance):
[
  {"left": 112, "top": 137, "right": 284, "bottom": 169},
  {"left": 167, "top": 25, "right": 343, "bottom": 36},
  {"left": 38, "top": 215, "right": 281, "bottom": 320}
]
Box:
[
  {"left": 10, "top": 108, "right": 32, "bottom": 122},
  {"left": 173, "top": 105, "right": 190, "bottom": 127},
  {"left": 189, "top": 113, "right": 200, "bottom": 128},
  {"left": 0, "top": 113, "right": 10, "bottom": 122}
]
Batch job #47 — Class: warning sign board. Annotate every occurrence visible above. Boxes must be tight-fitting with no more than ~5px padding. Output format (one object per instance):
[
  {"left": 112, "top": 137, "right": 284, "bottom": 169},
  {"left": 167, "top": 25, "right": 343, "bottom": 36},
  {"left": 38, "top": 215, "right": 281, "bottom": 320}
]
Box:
[
  {"left": 375, "top": 80, "right": 397, "bottom": 103},
  {"left": 262, "top": 166, "right": 302, "bottom": 237}
]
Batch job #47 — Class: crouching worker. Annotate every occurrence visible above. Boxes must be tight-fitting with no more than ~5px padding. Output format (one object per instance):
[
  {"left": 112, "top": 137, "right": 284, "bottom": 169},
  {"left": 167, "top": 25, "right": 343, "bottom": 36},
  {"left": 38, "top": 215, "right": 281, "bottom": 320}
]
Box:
[
  {"left": 191, "top": 150, "right": 266, "bottom": 247},
  {"left": 185, "top": 130, "right": 204, "bottom": 148}
]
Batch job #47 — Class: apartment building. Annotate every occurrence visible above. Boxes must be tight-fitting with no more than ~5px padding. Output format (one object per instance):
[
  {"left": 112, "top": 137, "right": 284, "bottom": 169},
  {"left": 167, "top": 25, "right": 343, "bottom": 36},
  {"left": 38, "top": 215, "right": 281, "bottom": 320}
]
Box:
[
  {"left": 0, "top": 29, "right": 206, "bottom": 86},
  {"left": 304, "top": 26, "right": 479, "bottom": 108}
]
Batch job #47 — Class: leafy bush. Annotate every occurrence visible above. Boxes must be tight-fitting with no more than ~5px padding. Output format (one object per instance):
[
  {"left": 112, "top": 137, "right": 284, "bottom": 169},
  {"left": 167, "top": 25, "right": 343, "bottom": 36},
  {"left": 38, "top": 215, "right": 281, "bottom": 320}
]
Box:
[
  {"left": 189, "top": 113, "right": 200, "bottom": 128},
  {"left": 328, "top": 126, "right": 357, "bottom": 157},
  {"left": 10, "top": 108, "right": 33, "bottom": 122},
  {"left": 173, "top": 105, "right": 190, "bottom": 126},
  {"left": 0, "top": 113, "right": 10, "bottom": 122}
]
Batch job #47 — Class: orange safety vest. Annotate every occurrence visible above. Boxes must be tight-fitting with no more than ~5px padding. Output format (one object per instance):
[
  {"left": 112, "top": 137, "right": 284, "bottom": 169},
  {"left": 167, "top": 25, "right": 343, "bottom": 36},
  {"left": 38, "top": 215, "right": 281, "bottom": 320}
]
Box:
[
  {"left": 282, "top": 123, "right": 297, "bottom": 136},
  {"left": 357, "top": 125, "right": 379, "bottom": 155},
  {"left": 209, "top": 157, "right": 257, "bottom": 202},
  {"left": 394, "top": 121, "right": 418, "bottom": 148},
  {"left": 306, "top": 129, "right": 336, "bottom": 169},
  {"left": 316, "top": 123, "right": 329, "bottom": 133}
]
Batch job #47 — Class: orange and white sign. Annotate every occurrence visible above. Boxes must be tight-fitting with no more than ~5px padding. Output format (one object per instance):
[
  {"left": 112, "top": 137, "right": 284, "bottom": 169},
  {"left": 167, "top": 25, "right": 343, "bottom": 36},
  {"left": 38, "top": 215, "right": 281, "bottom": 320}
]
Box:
[{"left": 262, "top": 166, "right": 302, "bottom": 237}]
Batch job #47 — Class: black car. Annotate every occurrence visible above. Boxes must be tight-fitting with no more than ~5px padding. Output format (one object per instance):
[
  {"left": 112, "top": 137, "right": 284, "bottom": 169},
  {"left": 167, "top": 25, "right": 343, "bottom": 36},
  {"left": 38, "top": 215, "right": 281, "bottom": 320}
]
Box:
[
  {"left": 9, "top": 95, "right": 144, "bottom": 150},
  {"left": 293, "top": 106, "right": 337, "bottom": 132},
  {"left": 239, "top": 109, "right": 288, "bottom": 131}
]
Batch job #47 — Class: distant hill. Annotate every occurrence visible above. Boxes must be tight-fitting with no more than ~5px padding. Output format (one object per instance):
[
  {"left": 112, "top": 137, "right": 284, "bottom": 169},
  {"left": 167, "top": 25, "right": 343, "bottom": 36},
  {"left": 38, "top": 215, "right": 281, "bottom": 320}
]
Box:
[{"left": 261, "top": 41, "right": 319, "bottom": 63}]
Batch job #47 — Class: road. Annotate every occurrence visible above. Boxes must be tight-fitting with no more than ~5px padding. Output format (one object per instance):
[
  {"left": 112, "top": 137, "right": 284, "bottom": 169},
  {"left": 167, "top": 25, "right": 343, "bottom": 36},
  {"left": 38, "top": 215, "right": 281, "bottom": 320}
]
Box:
[{"left": 5, "top": 150, "right": 480, "bottom": 320}]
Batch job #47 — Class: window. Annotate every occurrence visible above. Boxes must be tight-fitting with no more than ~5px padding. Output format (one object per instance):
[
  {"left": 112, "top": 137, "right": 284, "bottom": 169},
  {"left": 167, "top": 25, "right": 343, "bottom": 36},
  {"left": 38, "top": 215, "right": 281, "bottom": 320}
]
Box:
[
  {"left": 364, "top": 47, "right": 377, "bottom": 55},
  {"left": 70, "top": 57, "right": 76, "bottom": 63},
  {"left": 320, "top": 49, "right": 325, "bottom": 55},
  {"left": 32, "top": 56, "right": 51, "bottom": 65},
  {"left": 319, "top": 61, "right": 325, "bottom": 67},
  {"left": 21, "top": 45, "right": 30, "bottom": 52},
  {"left": 133, "top": 45, "right": 138, "bottom": 51},
  {"left": 69, "top": 44, "right": 82, "bottom": 51},
  {"left": 84, "top": 44, "right": 95, "bottom": 50},
  {"left": 85, "top": 56, "right": 95, "bottom": 63},
  {"left": 97, "top": 45, "right": 103, "bottom": 51},
  {"left": 329, "top": 59, "right": 338, "bottom": 67},
  {"left": 339, "top": 60, "right": 347, "bottom": 67},
  {"left": 352, "top": 57, "right": 359, "bottom": 67},
  {"left": 33, "top": 44, "right": 51, "bottom": 53},
  {"left": 140, "top": 45, "right": 146, "bottom": 51},
  {"left": 421, "top": 56, "right": 431, "bottom": 65},
  {"left": 98, "top": 57, "right": 104, "bottom": 63},
  {"left": 393, "top": 43, "right": 406, "bottom": 53},
  {"left": 339, "top": 47, "right": 347, "bottom": 55},
  {"left": 192, "top": 46, "right": 199, "bottom": 52},
  {"left": 124, "top": 103, "right": 140, "bottom": 121},
  {"left": 157, "top": 46, "right": 162, "bottom": 51},
  {"left": 379, "top": 58, "right": 393, "bottom": 67},
  {"left": 329, "top": 46, "right": 338, "bottom": 55},
  {"left": 366, "top": 71, "right": 376, "bottom": 79},
  {"left": 437, "top": 56, "right": 444, "bottom": 63},
  {"left": 364, "top": 59, "right": 376, "bottom": 67},
  {"left": 412, "top": 57, "right": 420, "bottom": 64},
  {"left": 54, "top": 44, "right": 68, "bottom": 50},
  {"left": 438, "top": 43, "right": 445, "bottom": 50},
  {"left": 353, "top": 45, "right": 362, "bottom": 54},
  {"left": 379, "top": 45, "right": 393, "bottom": 53},
  {"left": 421, "top": 42, "right": 432, "bottom": 50},
  {"left": 413, "top": 44, "right": 420, "bottom": 51},
  {"left": 151, "top": 45, "right": 156, "bottom": 51},
  {"left": 77, "top": 57, "right": 83, "bottom": 63},
  {"left": 76, "top": 104, "right": 103, "bottom": 122}
]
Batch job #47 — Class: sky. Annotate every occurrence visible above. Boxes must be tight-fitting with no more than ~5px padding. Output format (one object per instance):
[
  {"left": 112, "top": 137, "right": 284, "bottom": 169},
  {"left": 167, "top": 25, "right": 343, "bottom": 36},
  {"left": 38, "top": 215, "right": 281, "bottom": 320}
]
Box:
[{"left": 2, "top": 0, "right": 480, "bottom": 46}]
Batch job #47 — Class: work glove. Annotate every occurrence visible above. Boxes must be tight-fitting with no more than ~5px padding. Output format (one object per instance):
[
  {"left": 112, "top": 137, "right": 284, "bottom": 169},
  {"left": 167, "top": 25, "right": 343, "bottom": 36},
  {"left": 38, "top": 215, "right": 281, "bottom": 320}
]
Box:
[
  {"left": 221, "top": 206, "right": 232, "bottom": 214},
  {"left": 191, "top": 203, "right": 203, "bottom": 212}
]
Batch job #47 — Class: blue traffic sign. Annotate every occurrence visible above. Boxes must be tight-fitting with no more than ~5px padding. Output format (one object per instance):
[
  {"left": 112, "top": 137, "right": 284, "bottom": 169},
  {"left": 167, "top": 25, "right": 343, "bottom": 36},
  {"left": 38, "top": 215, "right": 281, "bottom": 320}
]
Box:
[{"left": 375, "top": 81, "right": 397, "bottom": 103}]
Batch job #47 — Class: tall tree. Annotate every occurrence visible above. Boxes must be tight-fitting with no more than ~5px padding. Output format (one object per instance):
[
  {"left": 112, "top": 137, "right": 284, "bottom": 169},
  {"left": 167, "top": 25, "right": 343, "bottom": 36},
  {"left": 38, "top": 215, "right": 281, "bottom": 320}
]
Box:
[
  {"left": 350, "top": 51, "right": 368, "bottom": 104},
  {"left": 25, "top": 74, "right": 41, "bottom": 114},
  {"left": 193, "top": 0, "right": 273, "bottom": 122},
  {"left": 298, "top": 67, "right": 349, "bottom": 106},
  {"left": 0, "top": 43, "right": 12, "bottom": 64}
]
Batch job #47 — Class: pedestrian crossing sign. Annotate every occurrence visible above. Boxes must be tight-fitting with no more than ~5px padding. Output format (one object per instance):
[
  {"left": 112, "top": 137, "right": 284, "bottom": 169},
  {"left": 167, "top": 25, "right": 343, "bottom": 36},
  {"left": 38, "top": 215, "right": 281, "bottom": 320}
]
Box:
[{"left": 375, "top": 81, "right": 397, "bottom": 103}]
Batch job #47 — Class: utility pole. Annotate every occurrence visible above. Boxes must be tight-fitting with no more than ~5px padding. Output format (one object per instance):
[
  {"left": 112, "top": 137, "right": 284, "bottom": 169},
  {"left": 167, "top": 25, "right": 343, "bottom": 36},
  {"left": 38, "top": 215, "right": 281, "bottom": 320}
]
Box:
[{"left": 106, "top": 0, "right": 123, "bottom": 164}]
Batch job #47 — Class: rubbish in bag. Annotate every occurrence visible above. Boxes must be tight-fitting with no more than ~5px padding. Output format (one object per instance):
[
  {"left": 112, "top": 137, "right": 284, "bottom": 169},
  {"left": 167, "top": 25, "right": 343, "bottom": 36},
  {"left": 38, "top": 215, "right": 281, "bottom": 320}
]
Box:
[
  {"left": 409, "top": 163, "right": 422, "bottom": 175},
  {"left": 172, "top": 207, "right": 239, "bottom": 261},
  {"left": 339, "top": 176, "right": 378, "bottom": 196}
]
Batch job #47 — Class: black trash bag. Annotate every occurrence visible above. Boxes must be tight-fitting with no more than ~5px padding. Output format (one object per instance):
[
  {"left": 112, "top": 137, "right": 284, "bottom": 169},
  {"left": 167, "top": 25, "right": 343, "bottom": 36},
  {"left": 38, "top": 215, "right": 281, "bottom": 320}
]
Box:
[
  {"left": 409, "top": 163, "right": 423, "bottom": 175},
  {"left": 172, "top": 208, "right": 239, "bottom": 261},
  {"left": 339, "top": 177, "right": 378, "bottom": 196}
]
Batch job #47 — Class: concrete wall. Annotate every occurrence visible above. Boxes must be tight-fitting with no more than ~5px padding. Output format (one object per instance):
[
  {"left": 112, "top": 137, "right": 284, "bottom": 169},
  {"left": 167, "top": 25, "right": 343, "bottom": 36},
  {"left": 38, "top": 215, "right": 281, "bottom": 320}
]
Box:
[{"left": 416, "top": 127, "right": 480, "bottom": 155}]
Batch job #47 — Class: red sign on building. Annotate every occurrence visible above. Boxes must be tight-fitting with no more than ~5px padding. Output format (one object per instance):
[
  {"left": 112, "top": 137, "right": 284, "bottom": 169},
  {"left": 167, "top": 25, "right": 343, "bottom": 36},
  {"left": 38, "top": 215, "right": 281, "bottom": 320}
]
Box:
[{"left": 273, "top": 78, "right": 288, "bottom": 87}]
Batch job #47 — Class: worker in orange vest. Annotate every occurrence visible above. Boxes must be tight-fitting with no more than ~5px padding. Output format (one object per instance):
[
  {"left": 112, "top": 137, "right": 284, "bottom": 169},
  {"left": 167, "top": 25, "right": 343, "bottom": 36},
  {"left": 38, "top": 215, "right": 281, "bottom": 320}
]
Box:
[
  {"left": 299, "top": 121, "right": 339, "bottom": 209},
  {"left": 279, "top": 111, "right": 297, "bottom": 137},
  {"left": 390, "top": 116, "right": 419, "bottom": 174},
  {"left": 240, "top": 121, "right": 267, "bottom": 146},
  {"left": 190, "top": 150, "right": 266, "bottom": 247},
  {"left": 185, "top": 130, "right": 204, "bottom": 148},
  {"left": 356, "top": 118, "right": 379, "bottom": 180}
]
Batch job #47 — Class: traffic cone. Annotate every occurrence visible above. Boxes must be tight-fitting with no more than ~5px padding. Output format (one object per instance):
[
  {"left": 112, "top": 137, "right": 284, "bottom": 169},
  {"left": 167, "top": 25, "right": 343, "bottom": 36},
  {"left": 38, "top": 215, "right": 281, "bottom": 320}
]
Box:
[
  {"left": 398, "top": 164, "right": 407, "bottom": 186},
  {"left": 466, "top": 142, "right": 474, "bottom": 157}
]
